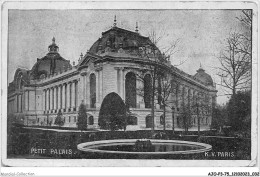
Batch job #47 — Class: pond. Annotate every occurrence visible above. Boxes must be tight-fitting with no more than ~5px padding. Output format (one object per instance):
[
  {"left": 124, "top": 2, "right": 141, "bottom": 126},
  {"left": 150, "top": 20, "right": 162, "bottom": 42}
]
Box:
[{"left": 77, "top": 139, "right": 212, "bottom": 159}]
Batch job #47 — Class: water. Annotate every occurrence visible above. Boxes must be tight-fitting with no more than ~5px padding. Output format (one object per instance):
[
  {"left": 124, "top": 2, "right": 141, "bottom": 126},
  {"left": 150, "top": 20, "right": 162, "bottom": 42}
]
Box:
[{"left": 86, "top": 143, "right": 203, "bottom": 152}]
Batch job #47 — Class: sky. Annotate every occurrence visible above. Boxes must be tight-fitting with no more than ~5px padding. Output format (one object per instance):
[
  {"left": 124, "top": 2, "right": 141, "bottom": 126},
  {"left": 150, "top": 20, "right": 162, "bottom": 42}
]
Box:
[{"left": 8, "top": 9, "right": 248, "bottom": 104}]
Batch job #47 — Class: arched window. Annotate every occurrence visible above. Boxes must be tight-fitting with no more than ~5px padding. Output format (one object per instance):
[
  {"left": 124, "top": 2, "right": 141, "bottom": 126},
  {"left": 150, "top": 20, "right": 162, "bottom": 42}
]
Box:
[
  {"left": 144, "top": 74, "right": 152, "bottom": 108},
  {"left": 89, "top": 116, "right": 94, "bottom": 125},
  {"left": 125, "top": 72, "right": 136, "bottom": 108},
  {"left": 90, "top": 73, "right": 96, "bottom": 108},
  {"left": 146, "top": 115, "right": 152, "bottom": 128},
  {"left": 160, "top": 114, "right": 164, "bottom": 125}
]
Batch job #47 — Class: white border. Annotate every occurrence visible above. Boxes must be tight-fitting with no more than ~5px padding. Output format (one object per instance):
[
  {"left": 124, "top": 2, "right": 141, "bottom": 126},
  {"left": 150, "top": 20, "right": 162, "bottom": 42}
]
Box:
[{"left": 1, "top": 0, "right": 259, "bottom": 170}]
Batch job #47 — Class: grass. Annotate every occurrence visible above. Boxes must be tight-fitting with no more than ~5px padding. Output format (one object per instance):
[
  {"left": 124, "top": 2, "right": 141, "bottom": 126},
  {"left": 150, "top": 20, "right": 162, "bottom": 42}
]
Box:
[{"left": 7, "top": 125, "right": 251, "bottom": 160}]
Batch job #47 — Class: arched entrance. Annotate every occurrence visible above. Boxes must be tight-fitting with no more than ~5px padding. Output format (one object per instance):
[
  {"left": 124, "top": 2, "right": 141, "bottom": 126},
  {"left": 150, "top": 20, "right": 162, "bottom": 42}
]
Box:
[
  {"left": 125, "top": 72, "right": 136, "bottom": 108},
  {"left": 90, "top": 73, "right": 96, "bottom": 108},
  {"left": 98, "top": 92, "right": 126, "bottom": 130},
  {"left": 144, "top": 74, "right": 152, "bottom": 108}
]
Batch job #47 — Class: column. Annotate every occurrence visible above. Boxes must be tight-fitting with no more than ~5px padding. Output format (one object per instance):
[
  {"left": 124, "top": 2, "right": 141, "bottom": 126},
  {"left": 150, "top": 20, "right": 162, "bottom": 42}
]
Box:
[
  {"left": 46, "top": 89, "right": 49, "bottom": 111},
  {"left": 14, "top": 95, "right": 17, "bottom": 113},
  {"left": 75, "top": 81, "right": 79, "bottom": 109},
  {"left": 175, "top": 84, "right": 179, "bottom": 110},
  {"left": 100, "top": 69, "right": 103, "bottom": 102},
  {"left": 82, "top": 74, "right": 86, "bottom": 104},
  {"left": 56, "top": 87, "right": 59, "bottom": 110},
  {"left": 86, "top": 74, "right": 89, "bottom": 107},
  {"left": 50, "top": 88, "right": 53, "bottom": 111},
  {"left": 42, "top": 90, "right": 45, "bottom": 111},
  {"left": 119, "top": 69, "right": 123, "bottom": 98},
  {"left": 71, "top": 81, "right": 75, "bottom": 108},
  {"left": 179, "top": 85, "right": 183, "bottom": 110},
  {"left": 67, "top": 82, "right": 71, "bottom": 110},
  {"left": 62, "top": 84, "right": 66, "bottom": 110},
  {"left": 57, "top": 85, "right": 61, "bottom": 110},
  {"left": 60, "top": 85, "right": 63, "bottom": 109},
  {"left": 122, "top": 69, "right": 125, "bottom": 101},
  {"left": 27, "top": 91, "right": 30, "bottom": 111},
  {"left": 25, "top": 91, "right": 28, "bottom": 111},
  {"left": 136, "top": 72, "right": 142, "bottom": 108},
  {"left": 96, "top": 71, "right": 100, "bottom": 104},
  {"left": 184, "top": 87, "right": 188, "bottom": 106},
  {"left": 54, "top": 87, "right": 57, "bottom": 111}
]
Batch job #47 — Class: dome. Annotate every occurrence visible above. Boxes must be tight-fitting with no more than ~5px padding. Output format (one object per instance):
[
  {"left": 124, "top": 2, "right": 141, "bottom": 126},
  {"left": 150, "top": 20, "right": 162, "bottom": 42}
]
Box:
[
  {"left": 89, "top": 26, "right": 160, "bottom": 56},
  {"left": 193, "top": 67, "right": 214, "bottom": 86},
  {"left": 30, "top": 37, "right": 71, "bottom": 80}
]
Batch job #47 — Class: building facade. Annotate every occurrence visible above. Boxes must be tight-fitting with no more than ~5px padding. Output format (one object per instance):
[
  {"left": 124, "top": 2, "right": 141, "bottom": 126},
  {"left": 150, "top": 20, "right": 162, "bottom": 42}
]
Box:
[{"left": 7, "top": 22, "right": 217, "bottom": 130}]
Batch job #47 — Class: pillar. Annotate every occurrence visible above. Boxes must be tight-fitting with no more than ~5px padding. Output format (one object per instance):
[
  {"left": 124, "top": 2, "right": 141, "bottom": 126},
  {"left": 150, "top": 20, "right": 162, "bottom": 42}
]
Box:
[
  {"left": 75, "top": 80, "right": 79, "bottom": 109},
  {"left": 81, "top": 74, "right": 86, "bottom": 104},
  {"left": 86, "top": 73, "right": 90, "bottom": 107},
  {"left": 57, "top": 85, "right": 61, "bottom": 110},
  {"left": 46, "top": 89, "right": 49, "bottom": 111},
  {"left": 42, "top": 90, "right": 45, "bottom": 111},
  {"left": 25, "top": 91, "right": 28, "bottom": 111},
  {"left": 54, "top": 87, "right": 57, "bottom": 110},
  {"left": 119, "top": 69, "right": 123, "bottom": 98},
  {"left": 96, "top": 71, "right": 100, "bottom": 104},
  {"left": 66, "top": 82, "right": 71, "bottom": 109},
  {"left": 100, "top": 69, "right": 103, "bottom": 102},
  {"left": 62, "top": 84, "right": 66, "bottom": 110},
  {"left": 122, "top": 69, "right": 125, "bottom": 101},
  {"left": 71, "top": 81, "right": 75, "bottom": 108},
  {"left": 50, "top": 88, "right": 53, "bottom": 110}
]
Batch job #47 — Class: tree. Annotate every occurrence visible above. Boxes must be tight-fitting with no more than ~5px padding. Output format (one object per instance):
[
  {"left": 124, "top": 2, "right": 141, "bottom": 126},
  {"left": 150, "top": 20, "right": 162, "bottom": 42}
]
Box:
[
  {"left": 54, "top": 110, "right": 64, "bottom": 127},
  {"left": 77, "top": 102, "right": 88, "bottom": 130},
  {"left": 158, "top": 74, "right": 180, "bottom": 132},
  {"left": 211, "top": 105, "right": 228, "bottom": 131},
  {"left": 133, "top": 28, "right": 183, "bottom": 133},
  {"left": 217, "top": 10, "right": 252, "bottom": 96},
  {"left": 98, "top": 92, "right": 126, "bottom": 131},
  {"left": 217, "top": 32, "right": 251, "bottom": 95},
  {"left": 178, "top": 105, "right": 193, "bottom": 132},
  {"left": 226, "top": 90, "right": 251, "bottom": 132}
]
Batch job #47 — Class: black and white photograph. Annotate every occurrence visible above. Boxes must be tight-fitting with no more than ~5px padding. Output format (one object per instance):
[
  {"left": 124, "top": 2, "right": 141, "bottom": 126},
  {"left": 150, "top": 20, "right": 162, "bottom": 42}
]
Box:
[{"left": 1, "top": 0, "right": 259, "bottom": 173}]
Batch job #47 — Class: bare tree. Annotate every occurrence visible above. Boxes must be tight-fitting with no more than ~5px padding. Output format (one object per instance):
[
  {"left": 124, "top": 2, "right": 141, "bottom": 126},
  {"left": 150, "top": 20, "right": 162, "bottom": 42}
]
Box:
[
  {"left": 217, "top": 32, "right": 251, "bottom": 96},
  {"left": 132, "top": 28, "right": 183, "bottom": 133},
  {"left": 217, "top": 10, "right": 252, "bottom": 96}
]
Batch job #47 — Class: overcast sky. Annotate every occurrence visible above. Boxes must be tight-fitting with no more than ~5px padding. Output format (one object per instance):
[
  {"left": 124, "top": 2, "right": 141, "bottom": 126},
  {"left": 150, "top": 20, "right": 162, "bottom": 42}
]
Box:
[{"left": 8, "top": 9, "right": 248, "bottom": 104}]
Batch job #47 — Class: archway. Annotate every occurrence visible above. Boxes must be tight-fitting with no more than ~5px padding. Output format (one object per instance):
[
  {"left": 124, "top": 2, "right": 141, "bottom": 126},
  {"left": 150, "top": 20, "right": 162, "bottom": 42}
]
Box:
[
  {"left": 125, "top": 72, "right": 136, "bottom": 108},
  {"left": 144, "top": 74, "right": 152, "bottom": 108},
  {"left": 90, "top": 73, "right": 96, "bottom": 108},
  {"left": 98, "top": 92, "right": 126, "bottom": 130}
]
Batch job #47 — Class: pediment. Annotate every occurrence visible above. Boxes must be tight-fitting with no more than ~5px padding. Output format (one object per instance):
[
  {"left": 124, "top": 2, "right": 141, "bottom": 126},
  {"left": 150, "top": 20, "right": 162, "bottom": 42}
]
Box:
[{"left": 78, "top": 53, "right": 101, "bottom": 69}]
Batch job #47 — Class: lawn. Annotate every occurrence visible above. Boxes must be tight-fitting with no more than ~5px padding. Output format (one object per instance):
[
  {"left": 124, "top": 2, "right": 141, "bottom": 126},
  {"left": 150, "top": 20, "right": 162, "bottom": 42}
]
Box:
[{"left": 7, "top": 125, "right": 251, "bottom": 160}]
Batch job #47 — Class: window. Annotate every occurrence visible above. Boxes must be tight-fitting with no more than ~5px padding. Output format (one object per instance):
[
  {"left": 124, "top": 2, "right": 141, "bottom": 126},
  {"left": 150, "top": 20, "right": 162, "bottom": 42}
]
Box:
[
  {"left": 160, "top": 115, "right": 164, "bottom": 125},
  {"left": 74, "top": 116, "right": 77, "bottom": 122},
  {"left": 145, "top": 115, "right": 152, "bottom": 128},
  {"left": 89, "top": 116, "right": 94, "bottom": 125},
  {"left": 127, "top": 116, "right": 138, "bottom": 125}
]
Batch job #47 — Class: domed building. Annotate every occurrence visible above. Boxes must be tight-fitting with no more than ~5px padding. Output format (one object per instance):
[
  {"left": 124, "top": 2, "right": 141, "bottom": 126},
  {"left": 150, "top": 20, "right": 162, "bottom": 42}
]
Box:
[{"left": 8, "top": 19, "right": 217, "bottom": 130}]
